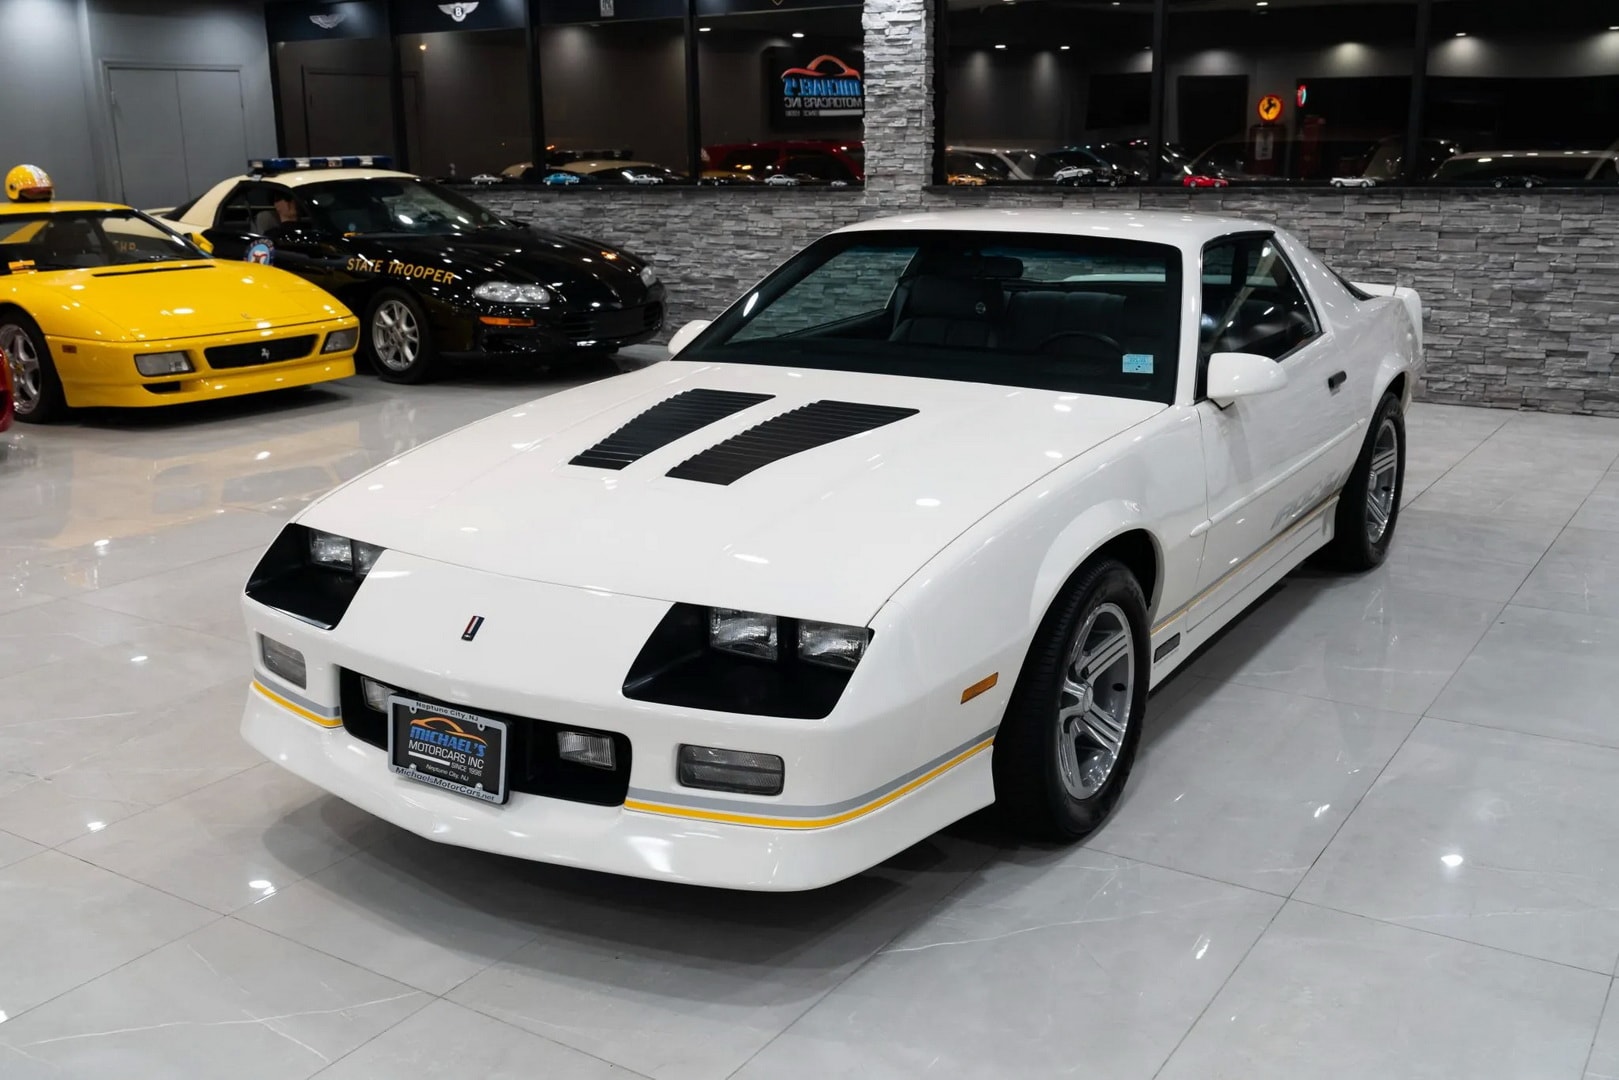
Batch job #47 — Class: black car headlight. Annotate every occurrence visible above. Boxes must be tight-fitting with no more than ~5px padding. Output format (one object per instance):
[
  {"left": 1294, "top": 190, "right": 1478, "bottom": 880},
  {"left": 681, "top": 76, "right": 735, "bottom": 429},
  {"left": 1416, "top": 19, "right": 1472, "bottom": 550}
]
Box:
[
  {"left": 245, "top": 524, "right": 387, "bottom": 629},
  {"left": 624, "top": 604, "right": 871, "bottom": 719},
  {"left": 474, "top": 281, "right": 551, "bottom": 305}
]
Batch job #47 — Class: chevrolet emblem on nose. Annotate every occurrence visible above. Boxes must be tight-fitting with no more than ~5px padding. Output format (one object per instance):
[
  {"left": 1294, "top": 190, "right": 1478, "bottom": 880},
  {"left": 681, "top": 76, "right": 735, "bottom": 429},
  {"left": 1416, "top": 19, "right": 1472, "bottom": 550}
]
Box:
[{"left": 462, "top": 616, "right": 485, "bottom": 641}]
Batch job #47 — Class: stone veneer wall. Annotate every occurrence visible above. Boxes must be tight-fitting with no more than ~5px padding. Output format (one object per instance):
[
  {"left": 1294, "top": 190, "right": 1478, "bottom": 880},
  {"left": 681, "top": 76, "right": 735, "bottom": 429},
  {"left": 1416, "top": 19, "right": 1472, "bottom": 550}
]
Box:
[{"left": 468, "top": 0, "right": 1619, "bottom": 416}]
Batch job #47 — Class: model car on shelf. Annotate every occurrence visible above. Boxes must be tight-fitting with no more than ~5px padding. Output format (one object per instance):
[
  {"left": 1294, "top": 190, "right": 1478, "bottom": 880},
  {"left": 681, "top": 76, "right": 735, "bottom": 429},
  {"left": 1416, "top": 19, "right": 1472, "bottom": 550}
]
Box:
[
  {"left": 159, "top": 156, "right": 665, "bottom": 383},
  {"left": 0, "top": 164, "right": 356, "bottom": 424},
  {"left": 1032, "top": 147, "right": 1130, "bottom": 186},
  {"left": 945, "top": 146, "right": 1042, "bottom": 181},
  {"left": 1182, "top": 174, "right": 1230, "bottom": 188},
  {"left": 555, "top": 160, "right": 685, "bottom": 185},
  {"left": 1331, "top": 176, "right": 1378, "bottom": 188},
  {"left": 702, "top": 140, "right": 864, "bottom": 186},
  {"left": 240, "top": 208, "right": 1422, "bottom": 890}
]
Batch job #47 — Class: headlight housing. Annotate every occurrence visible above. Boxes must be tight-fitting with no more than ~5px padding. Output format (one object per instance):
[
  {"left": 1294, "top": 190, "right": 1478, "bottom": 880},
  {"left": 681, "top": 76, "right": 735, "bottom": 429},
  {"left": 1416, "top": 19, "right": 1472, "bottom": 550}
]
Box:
[
  {"left": 322, "top": 327, "right": 359, "bottom": 353},
  {"left": 245, "top": 525, "right": 388, "bottom": 629},
  {"left": 639, "top": 265, "right": 659, "bottom": 288},
  {"left": 474, "top": 281, "right": 551, "bottom": 305},
  {"left": 625, "top": 604, "right": 872, "bottom": 719},
  {"left": 134, "top": 352, "right": 193, "bottom": 377}
]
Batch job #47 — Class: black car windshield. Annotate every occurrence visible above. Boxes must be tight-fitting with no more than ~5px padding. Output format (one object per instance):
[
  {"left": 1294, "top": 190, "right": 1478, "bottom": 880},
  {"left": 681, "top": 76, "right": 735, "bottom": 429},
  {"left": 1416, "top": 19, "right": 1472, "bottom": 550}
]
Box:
[
  {"left": 685, "top": 230, "right": 1183, "bottom": 403},
  {"left": 295, "top": 178, "right": 505, "bottom": 236},
  {"left": 0, "top": 210, "right": 205, "bottom": 271}
]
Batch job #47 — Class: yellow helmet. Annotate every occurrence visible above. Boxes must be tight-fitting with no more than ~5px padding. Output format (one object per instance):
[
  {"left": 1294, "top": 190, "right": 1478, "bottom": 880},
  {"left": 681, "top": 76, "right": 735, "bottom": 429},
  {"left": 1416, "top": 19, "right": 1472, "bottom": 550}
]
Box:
[{"left": 6, "top": 164, "right": 53, "bottom": 203}]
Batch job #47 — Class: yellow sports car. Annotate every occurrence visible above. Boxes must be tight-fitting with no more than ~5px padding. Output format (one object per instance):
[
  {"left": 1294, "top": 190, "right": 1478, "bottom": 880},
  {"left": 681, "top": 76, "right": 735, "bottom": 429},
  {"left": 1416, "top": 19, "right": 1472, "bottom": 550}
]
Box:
[{"left": 0, "top": 165, "right": 358, "bottom": 423}]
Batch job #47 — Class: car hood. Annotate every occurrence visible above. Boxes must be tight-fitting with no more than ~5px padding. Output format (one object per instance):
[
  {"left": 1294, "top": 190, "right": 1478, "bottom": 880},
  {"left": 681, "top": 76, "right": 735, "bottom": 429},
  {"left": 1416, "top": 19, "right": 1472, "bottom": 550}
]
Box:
[
  {"left": 352, "top": 228, "right": 654, "bottom": 307},
  {"left": 33, "top": 261, "right": 350, "bottom": 341},
  {"left": 302, "top": 361, "right": 1165, "bottom": 623}
]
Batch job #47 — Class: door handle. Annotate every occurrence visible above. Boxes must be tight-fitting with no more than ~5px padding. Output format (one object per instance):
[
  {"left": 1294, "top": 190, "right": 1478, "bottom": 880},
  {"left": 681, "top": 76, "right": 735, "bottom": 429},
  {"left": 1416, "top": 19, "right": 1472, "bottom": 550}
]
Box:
[{"left": 1327, "top": 371, "right": 1347, "bottom": 392}]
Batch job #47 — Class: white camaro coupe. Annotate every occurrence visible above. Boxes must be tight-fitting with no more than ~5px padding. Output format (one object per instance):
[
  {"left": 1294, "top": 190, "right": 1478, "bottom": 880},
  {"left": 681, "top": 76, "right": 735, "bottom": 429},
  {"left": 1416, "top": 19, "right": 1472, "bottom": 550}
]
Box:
[{"left": 241, "top": 210, "right": 1421, "bottom": 890}]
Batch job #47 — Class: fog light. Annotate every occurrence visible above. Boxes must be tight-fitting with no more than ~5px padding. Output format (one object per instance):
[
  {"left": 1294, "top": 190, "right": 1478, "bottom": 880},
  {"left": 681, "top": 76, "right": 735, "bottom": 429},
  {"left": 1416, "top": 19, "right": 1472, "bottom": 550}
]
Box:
[
  {"left": 677, "top": 745, "right": 784, "bottom": 795},
  {"left": 557, "top": 731, "right": 616, "bottom": 770},
  {"left": 259, "top": 636, "right": 307, "bottom": 689},
  {"left": 361, "top": 677, "right": 395, "bottom": 712},
  {"left": 134, "top": 352, "right": 193, "bottom": 377},
  {"left": 322, "top": 327, "right": 359, "bottom": 353}
]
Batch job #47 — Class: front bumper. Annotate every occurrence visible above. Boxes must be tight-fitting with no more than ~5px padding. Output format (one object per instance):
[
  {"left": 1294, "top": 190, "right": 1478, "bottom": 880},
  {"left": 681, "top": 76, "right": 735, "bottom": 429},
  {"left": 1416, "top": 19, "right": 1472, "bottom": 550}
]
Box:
[
  {"left": 239, "top": 551, "right": 1001, "bottom": 890},
  {"left": 52, "top": 317, "right": 358, "bottom": 408},
  {"left": 436, "top": 293, "right": 666, "bottom": 359}
]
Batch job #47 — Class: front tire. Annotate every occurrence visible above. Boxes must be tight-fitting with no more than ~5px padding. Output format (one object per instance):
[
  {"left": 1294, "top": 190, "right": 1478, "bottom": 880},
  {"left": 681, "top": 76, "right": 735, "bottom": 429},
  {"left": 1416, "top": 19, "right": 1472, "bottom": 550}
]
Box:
[
  {"left": 993, "top": 559, "right": 1149, "bottom": 840},
  {"left": 0, "top": 311, "right": 66, "bottom": 423},
  {"left": 1327, "top": 391, "right": 1405, "bottom": 570},
  {"left": 364, "top": 288, "right": 438, "bottom": 384}
]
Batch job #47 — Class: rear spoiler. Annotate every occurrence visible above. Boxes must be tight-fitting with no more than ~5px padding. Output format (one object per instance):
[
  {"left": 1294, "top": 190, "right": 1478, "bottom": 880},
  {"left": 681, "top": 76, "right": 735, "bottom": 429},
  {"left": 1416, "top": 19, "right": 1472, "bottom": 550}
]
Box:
[{"left": 1351, "top": 280, "right": 1423, "bottom": 356}]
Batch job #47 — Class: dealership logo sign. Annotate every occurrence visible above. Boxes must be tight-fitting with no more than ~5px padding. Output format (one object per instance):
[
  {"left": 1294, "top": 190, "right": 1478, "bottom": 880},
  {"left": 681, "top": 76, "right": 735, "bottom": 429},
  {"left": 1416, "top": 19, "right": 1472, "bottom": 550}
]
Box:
[
  {"left": 780, "top": 55, "right": 864, "bottom": 119},
  {"left": 438, "top": 2, "right": 479, "bottom": 21},
  {"left": 309, "top": 12, "right": 346, "bottom": 30}
]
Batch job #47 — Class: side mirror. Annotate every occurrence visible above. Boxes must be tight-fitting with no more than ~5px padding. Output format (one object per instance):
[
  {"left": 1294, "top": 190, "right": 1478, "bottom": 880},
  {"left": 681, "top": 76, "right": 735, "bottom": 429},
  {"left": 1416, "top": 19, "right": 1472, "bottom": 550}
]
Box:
[
  {"left": 1206, "top": 351, "right": 1287, "bottom": 408},
  {"left": 188, "top": 232, "right": 214, "bottom": 255},
  {"left": 666, "top": 319, "right": 711, "bottom": 358}
]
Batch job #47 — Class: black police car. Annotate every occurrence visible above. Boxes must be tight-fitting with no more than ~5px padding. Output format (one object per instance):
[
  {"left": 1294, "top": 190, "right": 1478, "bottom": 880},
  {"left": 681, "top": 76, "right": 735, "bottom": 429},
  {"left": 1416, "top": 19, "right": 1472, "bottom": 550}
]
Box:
[{"left": 161, "top": 157, "right": 665, "bottom": 382}]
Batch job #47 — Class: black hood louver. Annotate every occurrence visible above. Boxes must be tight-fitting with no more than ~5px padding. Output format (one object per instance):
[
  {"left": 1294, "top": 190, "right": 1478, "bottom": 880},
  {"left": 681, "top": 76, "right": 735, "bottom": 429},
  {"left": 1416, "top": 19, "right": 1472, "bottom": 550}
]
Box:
[
  {"left": 666, "top": 400, "right": 919, "bottom": 486},
  {"left": 570, "top": 388, "right": 773, "bottom": 471}
]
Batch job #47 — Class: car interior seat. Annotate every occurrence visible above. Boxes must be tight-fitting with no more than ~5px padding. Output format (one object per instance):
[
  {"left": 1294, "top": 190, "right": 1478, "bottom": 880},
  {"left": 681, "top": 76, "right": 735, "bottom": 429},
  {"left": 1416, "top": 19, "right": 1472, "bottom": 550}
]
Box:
[{"left": 889, "top": 274, "right": 1003, "bottom": 347}]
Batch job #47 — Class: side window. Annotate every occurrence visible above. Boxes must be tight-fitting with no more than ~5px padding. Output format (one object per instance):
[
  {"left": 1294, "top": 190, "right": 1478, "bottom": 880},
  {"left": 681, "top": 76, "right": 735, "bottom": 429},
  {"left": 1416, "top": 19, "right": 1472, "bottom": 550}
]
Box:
[
  {"left": 1199, "top": 235, "right": 1319, "bottom": 362},
  {"left": 216, "top": 182, "right": 282, "bottom": 235},
  {"left": 732, "top": 245, "right": 917, "bottom": 341}
]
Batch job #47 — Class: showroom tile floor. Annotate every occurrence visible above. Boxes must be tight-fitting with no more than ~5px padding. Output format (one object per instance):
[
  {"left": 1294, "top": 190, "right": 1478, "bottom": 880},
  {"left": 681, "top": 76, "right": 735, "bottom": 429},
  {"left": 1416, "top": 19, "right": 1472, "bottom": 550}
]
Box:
[{"left": 3, "top": 360, "right": 1619, "bottom": 1079}]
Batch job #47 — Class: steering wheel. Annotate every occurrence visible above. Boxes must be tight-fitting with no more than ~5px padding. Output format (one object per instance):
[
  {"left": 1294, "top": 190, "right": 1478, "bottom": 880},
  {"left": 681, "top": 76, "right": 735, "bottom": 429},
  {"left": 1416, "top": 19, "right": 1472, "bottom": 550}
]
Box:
[{"left": 1037, "top": 330, "right": 1124, "bottom": 355}]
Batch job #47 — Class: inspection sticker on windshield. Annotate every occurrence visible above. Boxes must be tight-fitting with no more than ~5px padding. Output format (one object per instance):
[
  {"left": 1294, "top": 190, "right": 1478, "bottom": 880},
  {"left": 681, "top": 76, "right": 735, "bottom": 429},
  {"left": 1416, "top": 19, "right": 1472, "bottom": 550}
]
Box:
[{"left": 1123, "top": 353, "right": 1154, "bottom": 374}]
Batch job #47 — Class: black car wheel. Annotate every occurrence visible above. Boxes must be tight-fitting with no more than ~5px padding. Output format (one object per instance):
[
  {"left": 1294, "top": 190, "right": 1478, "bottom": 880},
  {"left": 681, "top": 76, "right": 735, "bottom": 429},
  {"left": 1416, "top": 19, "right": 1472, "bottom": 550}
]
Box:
[
  {"left": 364, "top": 288, "right": 438, "bottom": 384},
  {"left": 993, "top": 558, "right": 1149, "bottom": 840},
  {"left": 1327, "top": 391, "right": 1406, "bottom": 571},
  {"left": 0, "top": 311, "right": 66, "bottom": 423}
]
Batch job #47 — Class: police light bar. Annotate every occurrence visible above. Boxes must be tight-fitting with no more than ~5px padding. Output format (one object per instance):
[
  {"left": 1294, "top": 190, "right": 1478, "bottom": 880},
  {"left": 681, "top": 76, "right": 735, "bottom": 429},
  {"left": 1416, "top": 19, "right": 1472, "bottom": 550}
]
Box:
[{"left": 248, "top": 155, "right": 394, "bottom": 175}]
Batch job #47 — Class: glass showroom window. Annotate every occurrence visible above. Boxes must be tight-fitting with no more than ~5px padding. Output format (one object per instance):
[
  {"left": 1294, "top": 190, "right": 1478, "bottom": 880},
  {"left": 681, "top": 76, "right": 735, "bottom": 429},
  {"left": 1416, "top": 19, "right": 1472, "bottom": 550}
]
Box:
[
  {"left": 535, "top": 0, "right": 692, "bottom": 186},
  {"left": 940, "top": 0, "right": 1155, "bottom": 186},
  {"left": 1164, "top": 0, "right": 1418, "bottom": 186},
  {"left": 398, "top": 7, "right": 531, "bottom": 182},
  {"left": 696, "top": 0, "right": 864, "bottom": 186},
  {"left": 1423, "top": 0, "right": 1619, "bottom": 187},
  {"left": 271, "top": 3, "right": 399, "bottom": 160}
]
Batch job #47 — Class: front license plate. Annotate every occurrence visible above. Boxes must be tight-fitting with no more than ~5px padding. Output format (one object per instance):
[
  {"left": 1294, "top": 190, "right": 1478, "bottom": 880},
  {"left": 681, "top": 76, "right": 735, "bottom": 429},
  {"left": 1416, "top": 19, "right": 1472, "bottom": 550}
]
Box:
[{"left": 387, "top": 696, "right": 508, "bottom": 805}]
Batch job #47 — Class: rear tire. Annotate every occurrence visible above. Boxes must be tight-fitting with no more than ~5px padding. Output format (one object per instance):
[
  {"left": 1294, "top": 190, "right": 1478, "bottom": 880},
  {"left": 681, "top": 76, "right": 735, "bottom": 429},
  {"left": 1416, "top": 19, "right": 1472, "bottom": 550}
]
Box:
[
  {"left": 0, "top": 311, "right": 66, "bottom": 424},
  {"left": 364, "top": 288, "right": 438, "bottom": 384},
  {"left": 993, "top": 559, "right": 1149, "bottom": 840},
  {"left": 1327, "top": 391, "right": 1405, "bottom": 570}
]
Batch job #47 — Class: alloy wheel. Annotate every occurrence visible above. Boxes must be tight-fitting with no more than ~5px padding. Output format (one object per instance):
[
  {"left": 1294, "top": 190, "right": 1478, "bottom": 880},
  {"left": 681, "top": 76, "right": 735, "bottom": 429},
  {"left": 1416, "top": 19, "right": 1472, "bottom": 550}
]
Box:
[
  {"left": 0, "top": 325, "right": 41, "bottom": 413},
  {"left": 1055, "top": 602, "right": 1135, "bottom": 799},
  {"left": 1366, "top": 417, "right": 1399, "bottom": 544},
  {"left": 372, "top": 300, "right": 421, "bottom": 372}
]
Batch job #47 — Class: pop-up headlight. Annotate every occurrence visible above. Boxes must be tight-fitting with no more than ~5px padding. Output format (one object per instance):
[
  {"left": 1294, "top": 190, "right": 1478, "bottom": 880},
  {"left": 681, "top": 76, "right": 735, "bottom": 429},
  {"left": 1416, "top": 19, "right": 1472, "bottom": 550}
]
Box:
[
  {"left": 245, "top": 524, "right": 387, "bottom": 629},
  {"left": 624, "top": 604, "right": 871, "bottom": 720}
]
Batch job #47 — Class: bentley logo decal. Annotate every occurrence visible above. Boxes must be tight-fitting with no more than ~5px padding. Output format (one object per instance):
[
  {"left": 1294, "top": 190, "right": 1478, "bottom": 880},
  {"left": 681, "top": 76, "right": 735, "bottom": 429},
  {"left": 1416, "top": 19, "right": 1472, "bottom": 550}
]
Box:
[
  {"left": 462, "top": 615, "right": 485, "bottom": 641},
  {"left": 438, "top": 2, "right": 479, "bottom": 21},
  {"left": 309, "top": 12, "right": 346, "bottom": 30}
]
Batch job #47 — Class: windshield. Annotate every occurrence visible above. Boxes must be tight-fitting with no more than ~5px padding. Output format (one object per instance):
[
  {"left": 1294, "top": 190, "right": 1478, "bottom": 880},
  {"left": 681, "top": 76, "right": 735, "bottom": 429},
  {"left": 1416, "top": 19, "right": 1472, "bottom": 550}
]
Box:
[
  {"left": 686, "top": 229, "right": 1183, "bottom": 403},
  {"left": 295, "top": 178, "right": 505, "bottom": 236},
  {"left": 0, "top": 210, "right": 204, "bottom": 271}
]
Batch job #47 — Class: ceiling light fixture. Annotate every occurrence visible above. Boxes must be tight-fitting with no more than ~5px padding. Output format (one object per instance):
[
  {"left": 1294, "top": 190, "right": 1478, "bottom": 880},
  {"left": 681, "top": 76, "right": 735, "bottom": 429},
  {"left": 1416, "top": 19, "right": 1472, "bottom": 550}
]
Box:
[
  {"left": 1454, "top": 31, "right": 1467, "bottom": 36},
  {"left": 994, "top": 43, "right": 1007, "bottom": 49},
  {"left": 1059, "top": 44, "right": 1071, "bottom": 50},
  {"left": 791, "top": 31, "right": 804, "bottom": 38},
  {"left": 699, "top": 25, "right": 711, "bottom": 31}
]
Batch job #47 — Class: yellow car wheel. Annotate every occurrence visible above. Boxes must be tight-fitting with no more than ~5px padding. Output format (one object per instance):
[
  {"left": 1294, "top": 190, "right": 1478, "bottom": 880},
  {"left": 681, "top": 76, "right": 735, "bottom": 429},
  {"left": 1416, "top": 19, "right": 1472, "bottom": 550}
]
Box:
[{"left": 0, "top": 311, "right": 65, "bottom": 424}]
